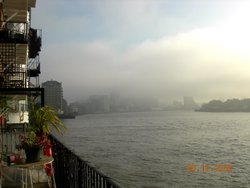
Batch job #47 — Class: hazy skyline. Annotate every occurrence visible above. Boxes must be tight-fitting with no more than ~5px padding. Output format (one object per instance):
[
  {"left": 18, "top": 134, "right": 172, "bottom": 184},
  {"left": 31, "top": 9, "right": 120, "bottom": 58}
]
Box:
[{"left": 32, "top": 0, "right": 250, "bottom": 103}]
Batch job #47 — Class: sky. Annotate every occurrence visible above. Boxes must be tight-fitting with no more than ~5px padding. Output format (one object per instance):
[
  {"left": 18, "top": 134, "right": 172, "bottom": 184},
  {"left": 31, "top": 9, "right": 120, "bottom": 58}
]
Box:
[{"left": 32, "top": 0, "right": 250, "bottom": 104}]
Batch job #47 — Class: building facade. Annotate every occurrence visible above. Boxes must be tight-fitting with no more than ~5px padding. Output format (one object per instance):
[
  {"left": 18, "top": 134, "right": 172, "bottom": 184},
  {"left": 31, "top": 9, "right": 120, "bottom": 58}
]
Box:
[
  {"left": 0, "top": 0, "right": 42, "bottom": 124},
  {"left": 0, "top": 0, "right": 48, "bottom": 186},
  {"left": 42, "top": 80, "right": 63, "bottom": 113}
]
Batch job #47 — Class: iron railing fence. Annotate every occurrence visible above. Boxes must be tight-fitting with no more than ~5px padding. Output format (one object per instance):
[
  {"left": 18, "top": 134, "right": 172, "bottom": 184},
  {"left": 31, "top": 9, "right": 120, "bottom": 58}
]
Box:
[{"left": 50, "top": 136, "right": 122, "bottom": 188}]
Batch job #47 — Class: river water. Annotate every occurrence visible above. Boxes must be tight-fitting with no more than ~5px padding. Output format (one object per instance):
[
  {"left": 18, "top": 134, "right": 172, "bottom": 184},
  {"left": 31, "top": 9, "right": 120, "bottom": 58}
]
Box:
[{"left": 58, "top": 111, "right": 250, "bottom": 188}]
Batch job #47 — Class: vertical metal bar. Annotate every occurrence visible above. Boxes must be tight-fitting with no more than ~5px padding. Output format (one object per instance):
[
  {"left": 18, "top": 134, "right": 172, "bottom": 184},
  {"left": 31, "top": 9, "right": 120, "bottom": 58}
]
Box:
[
  {"left": 83, "top": 164, "right": 86, "bottom": 188},
  {"left": 85, "top": 164, "right": 88, "bottom": 188},
  {"left": 21, "top": 169, "right": 24, "bottom": 188},
  {"left": 104, "top": 179, "right": 107, "bottom": 188},
  {"left": 91, "top": 168, "right": 94, "bottom": 187},
  {"left": 94, "top": 170, "right": 96, "bottom": 188},
  {"left": 0, "top": 165, "right": 2, "bottom": 188},
  {"left": 87, "top": 166, "right": 89, "bottom": 187},
  {"left": 100, "top": 176, "right": 102, "bottom": 188},
  {"left": 25, "top": 169, "right": 28, "bottom": 188},
  {"left": 40, "top": 88, "right": 44, "bottom": 107},
  {"left": 88, "top": 166, "right": 90, "bottom": 188},
  {"left": 97, "top": 174, "right": 99, "bottom": 188},
  {"left": 29, "top": 169, "right": 33, "bottom": 188},
  {"left": 52, "top": 164, "right": 57, "bottom": 188}
]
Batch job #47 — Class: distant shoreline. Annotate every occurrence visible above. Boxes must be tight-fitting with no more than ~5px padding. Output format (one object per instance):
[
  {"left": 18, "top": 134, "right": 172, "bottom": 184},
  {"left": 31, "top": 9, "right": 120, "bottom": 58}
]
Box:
[
  {"left": 58, "top": 113, "right": 76, "bottom": 119},
  {"left": 196, "top": 109, "right": 250, "bottom": 112},
  {"left": 196, "top": 98, "right": 250, "bottom": 112}
]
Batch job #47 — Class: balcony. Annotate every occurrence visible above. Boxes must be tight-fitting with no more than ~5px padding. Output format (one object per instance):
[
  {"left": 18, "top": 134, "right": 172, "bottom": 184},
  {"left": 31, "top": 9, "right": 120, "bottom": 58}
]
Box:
[
  {"left": 1, "top": 135, "right": 121, "bottom": 188},
  {"left": 29, "top": 28, "right": 42, "bottom": 58},
  {"left": 0, "top": 21, "right": 28, "bottom": 44}
]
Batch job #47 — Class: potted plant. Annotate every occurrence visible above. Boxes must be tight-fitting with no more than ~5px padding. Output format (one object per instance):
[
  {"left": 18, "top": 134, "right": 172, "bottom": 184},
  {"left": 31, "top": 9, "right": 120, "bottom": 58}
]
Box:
[{"left": 20, "top": 103, "right": 66, "bottom": 162}]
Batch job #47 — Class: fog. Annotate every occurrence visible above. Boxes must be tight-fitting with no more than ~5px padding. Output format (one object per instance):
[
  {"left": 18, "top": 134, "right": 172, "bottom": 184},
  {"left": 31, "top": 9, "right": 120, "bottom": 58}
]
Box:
[{"left": 32, "top": 1, "right": 250, "bottom": 104}]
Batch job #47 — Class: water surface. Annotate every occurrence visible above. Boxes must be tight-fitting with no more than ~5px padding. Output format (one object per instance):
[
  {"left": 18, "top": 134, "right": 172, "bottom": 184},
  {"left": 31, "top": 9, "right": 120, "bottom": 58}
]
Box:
[{"left": 58, "top": 111, "right": 250, "bottom": 188}]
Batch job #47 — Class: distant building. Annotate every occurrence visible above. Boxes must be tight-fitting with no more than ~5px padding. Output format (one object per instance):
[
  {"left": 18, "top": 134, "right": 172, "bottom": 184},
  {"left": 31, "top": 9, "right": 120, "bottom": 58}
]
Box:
[
  {"left": 183, "top": 96, "right": 199, "bottom": 110},
  {"left": 42, "top": 80, "right": 63, "bottom": 113},
  {"left": 69, "top": 102, "right": 79, "bottom": 114},
  {"left": 172, "top": 100, "right": 183, "bottom": 110},
  {"left": 88, "top": 95, "right": 110, "bottom": 113}
]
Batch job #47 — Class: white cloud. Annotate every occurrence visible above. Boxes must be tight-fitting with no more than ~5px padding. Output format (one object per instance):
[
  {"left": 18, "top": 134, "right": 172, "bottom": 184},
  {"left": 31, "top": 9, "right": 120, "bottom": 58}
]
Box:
[
  {"left": 40, "top": 24, "right": 250, "bottom": 102},
  {"left": 33, "top": 0, "right": 250, "bottom": 102}
]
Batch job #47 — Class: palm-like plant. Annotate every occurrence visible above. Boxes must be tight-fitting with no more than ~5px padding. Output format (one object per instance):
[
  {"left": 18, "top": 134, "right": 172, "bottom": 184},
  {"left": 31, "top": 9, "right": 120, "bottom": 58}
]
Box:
[
  {"left": 29, "top": 104, "right": 65, "bottom": 135},
  {"left": 22, "top": 104, "right": 66, "bottom": 147},
  {"left": 0, "top": 95, "right": 14, "bottom": 116},
  {"left": 20, "top": 103, "right": 66, "bottom": 162}
]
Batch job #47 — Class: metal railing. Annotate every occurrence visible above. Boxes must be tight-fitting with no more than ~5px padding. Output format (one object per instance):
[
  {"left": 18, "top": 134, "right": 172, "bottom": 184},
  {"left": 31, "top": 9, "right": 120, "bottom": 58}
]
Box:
[{"left": 50, "top": 136, "right": 122, "bottom": 188}]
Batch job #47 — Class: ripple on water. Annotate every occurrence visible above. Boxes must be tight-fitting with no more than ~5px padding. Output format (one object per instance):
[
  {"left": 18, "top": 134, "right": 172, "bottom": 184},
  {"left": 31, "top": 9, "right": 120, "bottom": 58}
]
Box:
[{"left": 58, "top": 111, "right": 250, "bottom": 188}]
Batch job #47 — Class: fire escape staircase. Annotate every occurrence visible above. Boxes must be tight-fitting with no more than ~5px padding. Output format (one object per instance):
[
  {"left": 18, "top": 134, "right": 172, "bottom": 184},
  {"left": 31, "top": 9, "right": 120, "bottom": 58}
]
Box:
[
  {"left": 27, "top": 28, "right": 42, "bottom": 88},
  {"left": 0, "top": 0, "right": 41, "bottom": 89}
]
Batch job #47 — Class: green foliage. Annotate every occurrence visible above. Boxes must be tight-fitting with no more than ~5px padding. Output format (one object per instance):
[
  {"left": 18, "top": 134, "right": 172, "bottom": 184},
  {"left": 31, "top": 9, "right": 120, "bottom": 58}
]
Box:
[
  {"left": 0, "top": 95, "right": 14, "bottom": 115},
  {"left": 198, "top": 98, "right": 250, "bottom": 112},
  {"left": 24, "top": 131, "right": 37, "bottom": 146},
  {"left": 23, "top": 103, "right": 67, "bottom": 147},
  {"left": 28, "top": 104, "right": 66, "bottom": 135}
]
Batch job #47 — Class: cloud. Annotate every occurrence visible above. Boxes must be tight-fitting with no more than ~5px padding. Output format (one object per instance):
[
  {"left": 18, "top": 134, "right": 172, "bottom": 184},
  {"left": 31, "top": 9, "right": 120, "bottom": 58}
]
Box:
[
  {"left": 40, "top": 25, "right": 250, "bottom": 103},
  {"left": 33, "top": 0, "right": 250, "bottom": 103}
]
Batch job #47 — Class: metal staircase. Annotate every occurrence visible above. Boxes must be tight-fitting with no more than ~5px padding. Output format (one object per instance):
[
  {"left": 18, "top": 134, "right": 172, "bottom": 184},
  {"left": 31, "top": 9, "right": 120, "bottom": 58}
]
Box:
[
  {"left": 0, "top": 43, "right": 29, "bottom": 88},
  {"left": 0, "top": 1, "right": 41, "bottom": 89},
  {"left": 27, "top": 28, "right": 42, "bottom": 88}
]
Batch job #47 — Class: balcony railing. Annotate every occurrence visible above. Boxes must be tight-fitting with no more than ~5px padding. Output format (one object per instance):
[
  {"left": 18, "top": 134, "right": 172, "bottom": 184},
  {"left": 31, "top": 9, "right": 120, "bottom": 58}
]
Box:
[
  {"left": 29, "top": 28, "right": 42, "bottom": 58},
  {"left": 0, "top": 21, "right": 28, "bottom": 43},
  {"left": 50, "top": 136, "right": 121, "bottom": 188}
]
